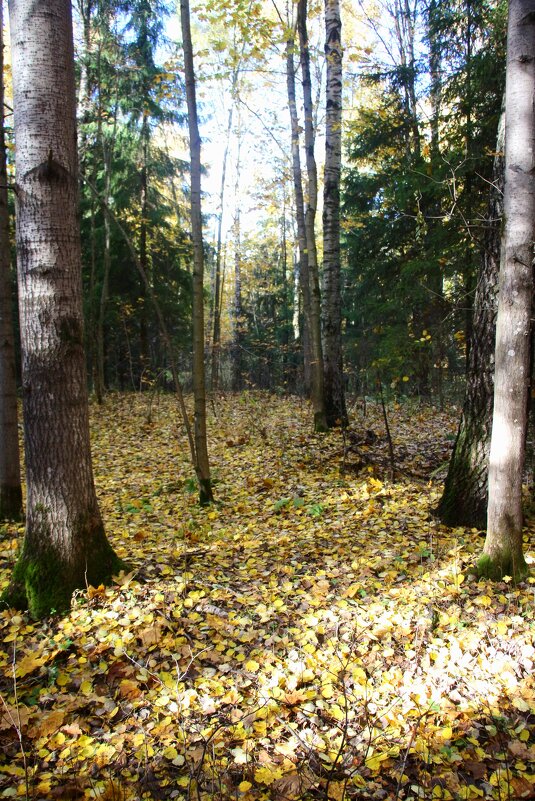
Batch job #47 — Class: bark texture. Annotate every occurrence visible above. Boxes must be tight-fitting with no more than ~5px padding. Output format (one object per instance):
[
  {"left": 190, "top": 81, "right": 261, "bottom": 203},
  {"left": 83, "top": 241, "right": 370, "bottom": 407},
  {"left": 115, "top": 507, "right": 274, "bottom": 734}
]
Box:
[
  {"left": 437, "top": 111, "right": 504, "bottom": 529},
  {"left": 232, "top": 140, "right": 243, "bottom": 393},
  {"left": 298, "top": 0, "right": 327, "bottom": 431},
  {"left": 211, "top": 66, "right": 239, "bottom": 393},
  {"left": 481, "top": 0, "right": 534, "bottom": 581},
  {"left": 322, "top": 0, "right": 347, "bottom": 427},
  {"left": 180, "top": 0, "right": 213, "bottom": 504},
  {"left": 286, "top": 33, "right": 312, "bottom": 394},
  {"left": 3, "top": 0, "right": 122, "bottom": 617},
  {"left": 0, "top": 0, "right": 23, "bottom": 521}
]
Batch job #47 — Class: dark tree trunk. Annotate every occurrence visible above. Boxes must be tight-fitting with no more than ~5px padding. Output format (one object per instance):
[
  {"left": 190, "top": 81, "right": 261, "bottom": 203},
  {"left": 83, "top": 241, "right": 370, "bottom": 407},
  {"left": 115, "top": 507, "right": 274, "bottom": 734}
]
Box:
[
  {"left": 180, "top": 0, "right": 213, "bottom": 505},
  {"left": 437, "top": 112, "right": 504, "bottom": 529},
  {"left": 0, "top": 0, "right": 22, "bottom": 521},
  {"left": 3, "top": 0, "right": 123, "bottom": 618}
]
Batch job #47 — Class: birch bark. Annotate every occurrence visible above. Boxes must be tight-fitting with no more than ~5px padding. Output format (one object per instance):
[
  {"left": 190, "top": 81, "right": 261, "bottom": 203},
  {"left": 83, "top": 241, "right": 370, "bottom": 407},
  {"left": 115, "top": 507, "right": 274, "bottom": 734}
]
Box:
[
  {"left": 481, "top": 0, "right": 534, "bottom": 581},
  {"left": 322, "top": 0, "right": 347, "bottom": 427},
  {"left": 285, "top": 29, "right": 312, "bottom": 393},
  {"left": 298, "top": 0, "right": 327, "bottom": 431}
]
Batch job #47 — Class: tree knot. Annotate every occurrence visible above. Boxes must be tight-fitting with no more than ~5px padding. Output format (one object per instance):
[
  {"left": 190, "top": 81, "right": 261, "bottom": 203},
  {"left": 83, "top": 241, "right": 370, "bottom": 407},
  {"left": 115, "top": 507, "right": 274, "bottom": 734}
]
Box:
[{"left": 24, "top": 150, "right": 71, "bottom": 185}]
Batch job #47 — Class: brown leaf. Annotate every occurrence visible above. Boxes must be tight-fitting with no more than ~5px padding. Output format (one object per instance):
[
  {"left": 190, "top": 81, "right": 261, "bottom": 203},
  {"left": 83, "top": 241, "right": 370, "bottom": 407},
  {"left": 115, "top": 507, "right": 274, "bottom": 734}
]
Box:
[
  {"left": 272, "top": 769, "right": 315, "bottom": 801},
  {"left": 508, "top": 739, "right": 535, "bottom": 760},
  {"left": 50, "top": 781, "right": 84, "bottom": 799},
  {"left": 87, "top": 583, "right": 105, "bottom": 600},
  {"left": 138, "top": 623, "right": 162, "bottom": 646},
  {"left": 462, "top": 760, "right": 487, "bottom": 780},
  {"left": 28, "top": 709, "right": 65, "bottom": 739},
  {"left": 14, "top": 651, "right": 49, "bottom": 678},
  {"left": 62, "top": 721, "right": 84, "bottom": 737},
  {"left": 282, "top": 690, "right": 309, "bottom": 707},
  {"left": 0, "top": 703, "right": 32, "bottom": 732},
  {"left": 511, "top": 776, "right": 535, "bottom": 799},
  {"left": 119, "top": 679, "right": 142, "bottom": 700}
]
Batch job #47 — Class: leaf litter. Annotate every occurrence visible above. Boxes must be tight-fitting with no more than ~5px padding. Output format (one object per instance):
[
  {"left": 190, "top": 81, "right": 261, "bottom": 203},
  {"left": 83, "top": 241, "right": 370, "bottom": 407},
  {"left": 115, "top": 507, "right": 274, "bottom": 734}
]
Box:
[{"left": 0, "top": 393, "right": 534, "bottom": 801}]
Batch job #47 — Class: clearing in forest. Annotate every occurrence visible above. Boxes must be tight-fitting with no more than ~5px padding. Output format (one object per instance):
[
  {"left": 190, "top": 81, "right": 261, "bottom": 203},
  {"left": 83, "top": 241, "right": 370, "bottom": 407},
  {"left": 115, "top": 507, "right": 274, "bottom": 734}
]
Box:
[{"left": 0, "top": 394, "right": 534, "bottom": 801}]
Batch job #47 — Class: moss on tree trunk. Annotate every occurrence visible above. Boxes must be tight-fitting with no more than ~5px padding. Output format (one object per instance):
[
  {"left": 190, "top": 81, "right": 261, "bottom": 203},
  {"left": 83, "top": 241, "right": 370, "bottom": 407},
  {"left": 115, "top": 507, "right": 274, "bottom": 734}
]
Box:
[
  {"left": 313, "top": 411, "right": 328, "bottom": 433},
  {"left": 477, "top": 549, "right": 528, "bottom": 583},
  {"left": 4, "top": 0, "right": 125, "bottom": 621},
  {"left": 2, "top": 516, "right": 125, "bottom": 618}
]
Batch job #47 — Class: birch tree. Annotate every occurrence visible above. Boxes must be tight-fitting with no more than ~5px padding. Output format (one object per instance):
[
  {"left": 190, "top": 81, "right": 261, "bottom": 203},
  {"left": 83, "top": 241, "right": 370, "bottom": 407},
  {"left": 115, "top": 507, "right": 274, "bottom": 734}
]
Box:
[
  {"left": 298, "top": 0, "right": 327, "bottom": 432},
  {"left": 231, "top": 129, "right": 244, "bottom": 391},
  {"left": 322, "top": 0, "right": 347, "bottom": 427},
  {"left": 284, "top": 14, "right": 313, "bottom": 393},
  {"left": 479, "top": 0, "right": 534, "bottom": 581},
  {"left": 2, "top": 0, "right": 123, "bottom": 617}
]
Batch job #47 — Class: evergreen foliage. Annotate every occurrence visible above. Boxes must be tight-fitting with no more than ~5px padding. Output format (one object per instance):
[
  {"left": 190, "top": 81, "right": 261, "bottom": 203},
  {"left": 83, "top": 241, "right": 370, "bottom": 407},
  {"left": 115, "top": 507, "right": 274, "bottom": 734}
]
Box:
[
  {"left": 77, "top": 0, "right": 193, "bottom": 393},
  {"left": 342, "top": 0, "right": 506, "bottom": 399}
]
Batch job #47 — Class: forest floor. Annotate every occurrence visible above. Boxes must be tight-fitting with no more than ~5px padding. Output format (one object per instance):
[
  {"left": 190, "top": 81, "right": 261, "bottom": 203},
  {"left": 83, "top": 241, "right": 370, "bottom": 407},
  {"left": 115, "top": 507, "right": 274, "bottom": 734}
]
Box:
[{"left": 0, "top": 392, "right": 534, "bottom": 801}]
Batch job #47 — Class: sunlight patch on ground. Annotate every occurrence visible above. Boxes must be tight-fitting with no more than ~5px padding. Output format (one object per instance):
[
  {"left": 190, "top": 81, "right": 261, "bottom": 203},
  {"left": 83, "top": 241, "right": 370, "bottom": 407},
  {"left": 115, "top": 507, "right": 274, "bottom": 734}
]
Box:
[{"left": 0, "top": 394, "right": 533, "bottom": 800}]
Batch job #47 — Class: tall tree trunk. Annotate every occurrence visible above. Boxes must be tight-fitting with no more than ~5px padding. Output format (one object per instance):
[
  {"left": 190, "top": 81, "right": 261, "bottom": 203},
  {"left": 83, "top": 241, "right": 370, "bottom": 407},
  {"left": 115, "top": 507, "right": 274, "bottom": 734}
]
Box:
[
  {"left": 437, "top": 109, "right": 504, "bottom": 528},
  {"left": 76, "top": 0, "right": 97, "bottom": 396},
  {"left": 322, "top": 0, "right": 347, "bottom": 427},
  {"left": 280, "top": 184, "right": 291, "bottom": 387},
  {"left": 285, "top": 32, "right": 312, "bottom": 395},
  {"left": 76, "top": 0, "right": 94, "bottom": 125},
  {"left": 426, "top": 0, "right": 445, "bottom": 407},
  {"left": 393, "top": 0, "right": 420, "bottom": 159},
  {"left": 231, "top": 129, "right": 244, "bottom": 392},
  {"left": 427, "top": 0, "right": 441, "bottom": 161},
  {"left": 96, "top": 161, "right": 112, "bottom": 402},
  {"left": 232, "top": 201, "right": 243, "bottom": 391},
  {"left": 0, "top": 0, "right": 23, "bottom": 521},
  {"left": 462, "top": 0, "right": 475, "bottom": 368},
  {"left": 298, "top": 0, "right": 327, "bottom": 431},
  {"left": 3, "top": 0, "right": 122, "bottom": 618},
  {"left": 480, "top": 0, "right": 534, "bottom": 582},
  {"left": 210, "top": 65, "right": 240, "bottom": 393},
  {"left": 180, "top": 0, "right": 213, "bottom": 505},
  {"left": 138, "top": 121, "right": 150, "bottom": 382},
  {"left": 95, "top": 50, "right": 117, "bottom": 405}
]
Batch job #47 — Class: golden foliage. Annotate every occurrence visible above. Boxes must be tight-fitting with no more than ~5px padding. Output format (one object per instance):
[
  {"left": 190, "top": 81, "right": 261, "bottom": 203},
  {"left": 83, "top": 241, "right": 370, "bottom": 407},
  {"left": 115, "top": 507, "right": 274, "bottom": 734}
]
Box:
[{"left": 0, "top": 393, "right": 534, "bottom": 800}]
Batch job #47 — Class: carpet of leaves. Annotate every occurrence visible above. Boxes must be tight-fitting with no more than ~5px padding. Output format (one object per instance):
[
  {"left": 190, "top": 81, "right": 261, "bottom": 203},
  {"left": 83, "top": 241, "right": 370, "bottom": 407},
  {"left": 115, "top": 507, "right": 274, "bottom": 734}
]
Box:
[{"left": 1, "top": 393, "right": 534, "bottom": 801}]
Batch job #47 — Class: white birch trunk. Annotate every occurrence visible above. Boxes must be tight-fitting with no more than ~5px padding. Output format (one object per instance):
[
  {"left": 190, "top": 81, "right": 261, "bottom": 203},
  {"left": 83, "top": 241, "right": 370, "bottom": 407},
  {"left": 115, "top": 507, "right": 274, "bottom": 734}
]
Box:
[
  {"left": 286, "top": 31, "right": 313, "bottom": 394},
  {"left": 322, "top": 0, "right": 347, "bottom": 427},
  {"left": 482, "top": 0, "right": 535, "bottom": 581},
  {"left": 298, "top": 0, "right": 327, "bottom": 431}
]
